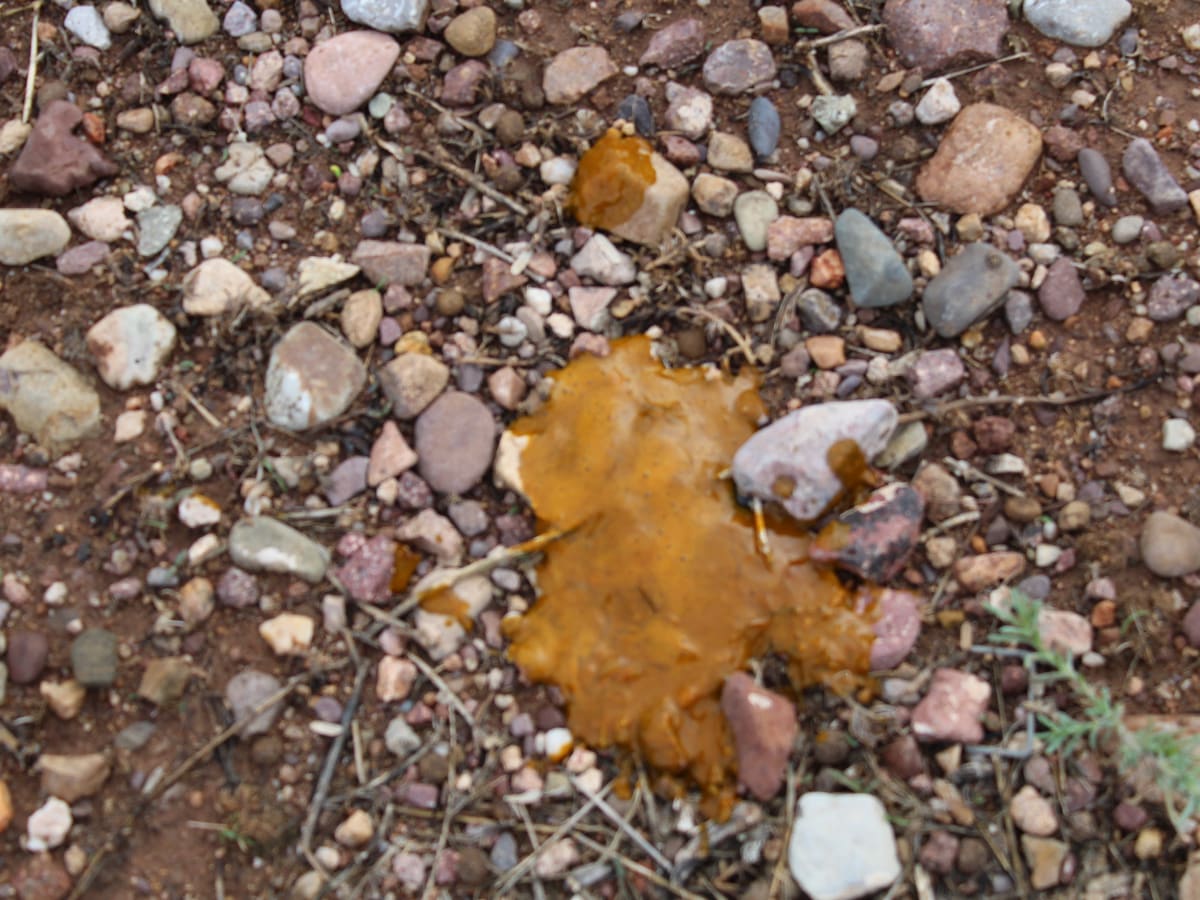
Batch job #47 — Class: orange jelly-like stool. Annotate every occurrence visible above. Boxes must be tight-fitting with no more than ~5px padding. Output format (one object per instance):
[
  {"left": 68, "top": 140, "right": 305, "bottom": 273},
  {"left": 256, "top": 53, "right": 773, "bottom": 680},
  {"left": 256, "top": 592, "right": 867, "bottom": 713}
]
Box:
[
  {"left": 567, "top": 129, "right": 657, "bottom": 231},
  {"left": 503, "top": 337, "right": 876, "bottom": 816}
]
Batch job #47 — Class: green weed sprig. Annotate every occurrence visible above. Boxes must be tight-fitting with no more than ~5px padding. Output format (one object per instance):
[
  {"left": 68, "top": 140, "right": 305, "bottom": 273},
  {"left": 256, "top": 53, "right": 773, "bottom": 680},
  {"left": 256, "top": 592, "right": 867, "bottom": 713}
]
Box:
[{"left": 988, "top": 590, "right": 1200, "bottom": 837}]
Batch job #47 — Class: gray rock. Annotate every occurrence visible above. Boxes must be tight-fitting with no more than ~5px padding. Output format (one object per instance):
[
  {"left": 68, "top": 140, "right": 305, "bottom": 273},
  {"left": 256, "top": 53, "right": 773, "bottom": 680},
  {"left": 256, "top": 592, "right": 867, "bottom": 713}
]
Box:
[
  {"left": 136, "top": 205, "right": 182, "bottom": 257},
  {"left": 0, "top": 210, "right": 71, "bottom": 266},
  {"left": 1122, "top": 138, "right": 1188, "bottom": 214},
  {"left": 1111, "top": 215, "right": 1144, "bottom": 244},
  {"left": 147, "top": 0, "right": 219, "bottom": 44},
  {"left": 228, "top": 517, "right": 330, "bottom": 583},
  {"left": 213, "top": 142, "right": 275, "bottom": 195},
  {"left": 64, "top": 6, "right": 112, "bottom": 49},
  {"left": 1005, "top": 290, "right": 1034, "bottom": 334},
  {"left": 788, "top": 793, "right": 901, "bottom": 900},
  {"left": 1147, "top": 275, "right": 1200, "bottom": 322},
  {"left": 415, "top": 391, "right": 496, "bottom": 495},
  {"left": 795, "top": 288, "right": 842, "bottom": 333},
  {"left": 732, "top": 399, "right": 898, "bottom": 521},
  {"left": 616, "top": 94, "right": 654, "bottom": 138},
  {"left": 225, "top": 669, "right": 284, "bottom": 736},
  {"left": 264, "top": 322, "right": 366, "bottom": 431},
  {"left": 1077, "top": 148, "right": 1116, "bottom": 206},
  {"left": 1052, "top": 188, "right": 1083, "bottom": 226},
  {"left": 703, "top": 39, "right": 776, "bottom": 95},
  {"left": 747, "top": 96, "right": 781, "bottom": 159},
  {"left": 86, "top": 304, "right": 177, "bottom": 390},
  {"left": 378, "top": 353, "right": 449, "bottom": 419},
  {"left": 922, "top": 243, "right": 1019, "bottom": 337},
  {"left": 341, "top": 0, "right": 428, "bottom": 34},
  {"left": 835, "top": 209, "right": 913, "bottom": 308},
  {"left": 734, "top": 191, "right": 779, "bottom": 252},
  {"left": 1024, "top": 0, "right": 1132, "bottom": 48},
  {"left": 222, "top": 0, "right": 256, "bottom": 35},
  {"left": 385, "top": 716, "right": 422, "bottom": 756},
  {"left": 71, "top": 629, "right": 118, "bottom": 687},
  {"left": 0, "top": 341, "right": 101, "bottom": 454},
  {"left": 811, "top": 94, "right": 857, "bottom": 135},
  {"left": 1141, "top": 511, "right": 1200, "bottom": 577},
  {"left": 1037, "top": 258, "right": 1085, "bottom": 321}
]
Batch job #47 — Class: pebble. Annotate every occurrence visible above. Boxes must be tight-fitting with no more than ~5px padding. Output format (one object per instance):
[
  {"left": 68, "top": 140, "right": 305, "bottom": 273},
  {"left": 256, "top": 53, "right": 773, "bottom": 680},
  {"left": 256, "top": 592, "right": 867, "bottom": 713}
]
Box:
[
  {"left": 1111, "top": 215, "right": 1144, "bottom": 244},
  {"left": 1077, "top": 147, "right": 1117, "bottom": 206},
  {"left": 915, "top": 78, "right": 961, "bottom": 125},
  {"left": 703, "top": 39, "right": 776, "bottom": 95},
  {"left": 225, "top": 669, "right": 284, "bottom": 735},
  {"left": 332, "top": 534, "right": 395, "bottom": 603},
  {"left": 640, "top": 17, "right": 705, "bottom": 68},
  {"left": 222, "top": 0, "right": 257, "bottom": 36},
  {"left": 376, "top": 656, "right": 417, "bottom": 702},
  {"left": 1161, "top": 417, "right": 1196, "bottom": 452},
  {"left": 8, "top": 630, "right": 49, "bottom": 684},
  {"left": 883, "top": 0, "right": 1010, "bottom": 71},
  {"left": 71, "top": 629, "right": 118, "bottom": 687},
  {"left": 835, "top": 209, "right": 913, "bottom": 308},
  {"left": 341, "top": 0, "right": 428, "bottom": 33},
  {"left": 664, "top": 82, "right": 713, "bottom": 139},
  {"left": 335, "top": 809, "right": 374, "bottom": 848},
  {"left": 138, "top": 657, "right": 191, "bottom": 706},
  {"left": 147, "top": 0, "right": 219, "bottom": 44},
  {"left": 810, "top": 94, "right": 857, "bottom": 135},
  {"left": 379, "top": 353, "right": 451, "bottom": 422},
  {"left": 182, "top": 258, "right": 270, "bottom": 316},
  {"left": 341, "top": 289, "right": 383, "bottom": 348},
  {"left": 734, "top": 191, "right": 779, "bottom": 252},
  {"left": 954, "top": 551, "right": 1025, "bottom": 590},
  {"left": 213, "top": 141, "right": 275, "bottom": 195},
  {"left": 543, "top": 47, "right": 617, "bottom": 105},
  {"left": 41, "top": 679, "right": 86, "bottom": 719},
  {"left": 1022, "top": 835, "right": 1069, "bottom": 891},
  {"left": 0, "top": 341, "right": 101, "bottom": 454},
  {"left": 720, "top": 673, "right": 796, "bottom": 800},
  {"left": 616, "top": 95, "right": 654, "bottom": 137},
  {"left": 792, "top": 0, "right": 855, "bottom": 33},
  {"left": 264, "top": 322, "right": 366, "bottom": 431},
  {"left": 869, "top": 589, "right": 923, "bottom": 671},
  {"left": 692, "top": 173, "right": 738, "bottom": 217},
  {"left": 1024, "top": 0, "right": 1132, "bottom": 48},
  {"left": 923, "top": 242, "right": 1019, "bottom": 337},
  {"left": 1146, "top": 275, "right": 1200, "bottom": 322},
  {"left": 1038, "top": 257, "right": 1086, "bottom": 321},
  {"left": 570, "top": 234, "right": 636, "bottom": 286},
  {"left": 907, "top": 349, "right": 964, "bottom": 398},
  {"left": 65, "top": 6, "right": 112, "bottom": 49},
  {"left": 1122, "top": 138, "right": 1188, "bottom": 214},
  {"left": 86, "top": 304, "right": 177, "bottom": 393},
  {"left": 260, "top": 613, "right": 314, "bottom": 656},
  {"left": 732, "top": 399, "right": 897, "bottom": 521},
  {"left": 747, "top": 97, "right": 781, "bottom": 159},
  {"left": 811, "top": 485, "right": 923, "bottom": 582},
  {"left": 304, "top": 31, "right": 401, "bottom": 116},
  {"left": 57, "top": 241, "right": 111, "bottom": 276},
  {"left": 603, "top": 152, "right": 689, "bottom": 248},
  {"left": 912, "top": 668, "right": 990, "bottom": 743},
  {"left": 708, "top": 131, "right": 754, "bottom": 173},
  {"left": 296, "top": 257, "right": 360, "bottom": 299},
  {"left": 26, "top": 797, "right": 73, "bottom": 852},
  {"left": 1052, "top": 188, "right": 1084, "bottom": 226},
  {"left": 69, "top": 196, "right": 130, "bottom": 243},
  {"left": 385, "top": 716, "right": 422, "bottom": 756},
  {"left": 916, "top": 103, "right": 1042, "bottom": 216},
  {"left": 788, "top": 793, "right": 900, "bottom": 900},
  {"left": 415, "top": 392, "right": 496, "bottom": 495},
  {"left": 796, "top": 288, "right": 841, "bottom": 332},
  {"left": 228, "top": 517, "right": 330, "bottom": 583},
  {"left": 352, "top": 240, "right": 431, "bottom": 286},
  {"left": 0, "top": 209, "right": 72, "bottom": 266},
  {"left": 1038, "top": 608, "right": 1093, "bottom": 656}
]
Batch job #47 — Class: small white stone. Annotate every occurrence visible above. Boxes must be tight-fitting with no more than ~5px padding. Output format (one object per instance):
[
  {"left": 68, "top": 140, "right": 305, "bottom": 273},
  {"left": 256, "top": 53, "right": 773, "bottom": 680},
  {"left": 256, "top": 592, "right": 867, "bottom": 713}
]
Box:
[
  {"left": 1035, "top": 544, "right": 1062, "bottom": 568},
  {"left": 259, "top": 613, "right": 315, "bottom": 655},
  {"left": 915, "top": 77, "right": 961, "bottom": 125},
  {"left": 539, "top": 157, "right": 577, "bottom": 186},
  {"left": 543, "top": 727, "right": 573, "bottom": 761},
  {"left": 64, "top": 6, "right": 112, "bottom": 50},
  {"left": 178, "top": 493, "right": 222, "bottom": 529},
  {"left": 1164, "top": 418, "right": 1196, "bottom": 452},
  {"left": 113, "top": 409, "right": 146, "bottom": 443},
  {"left": 44, "top": 582, "right": 67, "bottom": 605},
  {"left": 26, "top": 797, "right": 73, "bottom": 851},
  {"left": 187, "top": 534, "right": 222, "bottom": 566}
]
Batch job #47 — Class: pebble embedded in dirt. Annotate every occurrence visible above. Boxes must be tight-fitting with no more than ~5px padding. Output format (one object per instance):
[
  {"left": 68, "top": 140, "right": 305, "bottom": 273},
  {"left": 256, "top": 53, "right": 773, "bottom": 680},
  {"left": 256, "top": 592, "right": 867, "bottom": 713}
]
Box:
[
  {"left": 543, "top": 46, "right": 617, "bottom": 106},
  {"left": 181, "top": 258, "right": 272, "bottom": 316},
  {"left": 304, "top": 30, "right": 401, "bottom": 115},
  {"left": 720, "top": 672, "right": 796, "bottom": 801},
  {"left": 228, "top": 517, "right": 330, "bottom": 583},
  {"left": 1023, "top": 0, "right": 1132, "bottom": 48},
  {"left": 70, "top": 629, "right": 118, "bottom": 687},
  {"left": 1140, "top": 511, "right": 1200, "bottom": 578},
  {"left": 0, "top": 209, "right": 72, "bottom": 266},
  {"left": 812, "top": 485, "right": 924, "bottom": 582},
  {"left": 38, "top": 752, "right": 112, "bottom": 803},
  {"left": 922, "top": 243, "right": 1020, "bottom": 338},
  {"left": 788, "top": 792, "right": 901, "bottom": 900},
  {"left": 8, "top": 630, "right": 50, "bottom": 685},
  {"left": 85, "top": 304, "right": 177, "bottom": 391},
  {"left": 703, "top": 39, "right": 776, "bottom": 95},
  {"left": 1011, "top": 784, "right": 1059, "bottom": 836},
  {"left": 264, "top": 322, "right": 367, "bottom": 431},
  {"left": 225, "top": 669, "right": 285, "bottom": 736},
  {"left": 1037, "top": 257, "right": 1087, "bottom": 321},
  {"left": 834, "top": 209, "right": 913, "bottom": 309},
  {"left": 414, "top": 391, "right": 497, "bottom": 495},
  {"left": 912, "top": 668, "right": 990, "bottom": 744},
  {"left": 10, "top": 101, "right": 118, "bottom": 197},
  {"left": 1122, "top": 138, "right": 1188, "bottom": 215},
  {"left": 883, "top": 0, "right": 1009, "bottom": 71}
]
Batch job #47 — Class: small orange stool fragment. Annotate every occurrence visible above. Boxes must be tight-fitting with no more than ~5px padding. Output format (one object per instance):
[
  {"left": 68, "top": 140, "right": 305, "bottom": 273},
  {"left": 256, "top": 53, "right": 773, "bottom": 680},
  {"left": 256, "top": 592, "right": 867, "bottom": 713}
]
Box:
[
  {"left": 567, "top": 129, "right": 657, "bottom": 231},
  {"left": 503, "top": 337, "right": 875, "bottom": 815}
]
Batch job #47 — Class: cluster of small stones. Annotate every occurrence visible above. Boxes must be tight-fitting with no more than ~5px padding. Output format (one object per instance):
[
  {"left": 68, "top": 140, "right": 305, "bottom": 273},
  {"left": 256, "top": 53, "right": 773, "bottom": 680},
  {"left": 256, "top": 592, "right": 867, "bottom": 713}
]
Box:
[{"left": 3, "top": 0, "right": 1200, "bottom": 896}]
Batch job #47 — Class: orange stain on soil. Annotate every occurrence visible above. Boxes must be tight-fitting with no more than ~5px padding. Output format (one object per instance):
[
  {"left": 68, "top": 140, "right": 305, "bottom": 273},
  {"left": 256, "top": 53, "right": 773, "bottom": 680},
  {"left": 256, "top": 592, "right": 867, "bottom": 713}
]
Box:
[
  {"left": 502, "top": 337, "right": 876, "bottom": 814},
  {"left": 566, "top": 129, "right": 657, "bottom": 231}
]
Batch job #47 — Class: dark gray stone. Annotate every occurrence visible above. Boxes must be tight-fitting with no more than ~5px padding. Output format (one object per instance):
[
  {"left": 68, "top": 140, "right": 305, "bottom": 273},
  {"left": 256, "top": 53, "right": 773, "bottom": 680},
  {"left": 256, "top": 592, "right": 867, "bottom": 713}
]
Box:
[
  {"left": 747, "top": 96, "right": 780, "bottom": 159},
  {"left": 1122, "top": 138, "right": 1188, "bottom": 215},
  {"left": 835, "top": 209, "right": 913, "bottom": 308},
  {"left": 1077, "top": 148, "right": 1116, "bottom": 207},
  {"left": 922, "top": 243, "right": 1019, "bottom": 337},
  {"left": 71, "top": 629, "right": 118, "bottom": 687}
]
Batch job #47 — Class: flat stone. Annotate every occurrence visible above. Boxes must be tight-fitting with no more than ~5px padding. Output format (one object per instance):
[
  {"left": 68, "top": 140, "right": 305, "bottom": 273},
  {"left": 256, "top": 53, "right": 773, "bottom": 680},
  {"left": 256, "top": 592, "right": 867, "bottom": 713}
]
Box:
[
  {"left": 296, "top": 257, "right": 360, "bottom": 299},
  {"left": 341, "top": 0, "right": 428, "bottom": 33},
  {"left": 398, "top": 509, "right": 466, "bottom": 564},
  {"left": 38, "top": 753, "right": 111, "bottom": 803},
  {"left": 0, "top": 341, "right": 101, "bottom": 454},
  {"left": 86, "top": 304, "right": 177, "bottom": 390},
  {"left": 791, "top": 0, "right": 855, "bottom": 33},
  {"left": 768, "top": 216, "right": 834, "bottom": 260},
  {"left": 377, "top": 656, "right": 418, "bottom": 702},
  {"left": 664, "top": 82, "right": 713, "bottom": 139},
  {"left": 182, "top": 258, "right": 271, "bottom": 316},
  {"left": 883, "top": 0, "right": 1009, "bottom": 72},
  {"left": 569, "top": 286, "right": 618, "bottom": 331},
  {"left": 692, "top": 173, "right": 738, "bottom": 217},
  {"left": 9, "top": 101, "right": 118, "bottom": 196},
  {"left": 305, "top": 31, "right": 401, "bottom": 115},
  {"left": 703, "top": 39, "right": 776, "bottom": 95},
  {"left": 264, "top": 322, "right": 366, "bottom": 431},
  {"left": 912, "top": 667, "right": 990, "bottom": 743},
  {"left": 1141, "top": 511, "right": 1200, "bottom": 577},
  {"left": 259, "top": 613, "right": 314, "bottom": 656},
  {"left": 570, "top": 234, "right": 636, "bottom": 286},
  {"left": 138, "top": 657, "right": 191, "bottom": 706},
  {"left": 916, "top": 103, "right": 1042, "bottom": 216},
  {"left": 1022, "top": 835, "right": 1069, "bottom": 891},
  {"left": 732, "top": 399, "right": 898, "bottom": 522},
  {"left": 323, "top": 456, "right": 369, "bottom": 506},
  {"left": 915, "top": 78, "right": 961, "bottom": 125},
  {"left": 721, "top": 673, "right": 796, "bottom": 801},
  {"left": 71, "top": 629, "right": 118, "bottom": 687},
  {"left": 369, "top": 420, "right": 418, "bottom": 484},
  {"left": 415, "top": 392, "right": 496, "bottom": 495},
  {"left": 341, "top": 289, "right": 383, "bottom": 347},
  {"left": 148, "top": 0, "right": 219, "bottom": 43},
  {"left": 213, "top": 141, "right": 275, "bottom": 195},
  {"left": 835, "top": 209, "right": 912, "bottom": 308},
  {"left": 225, "top": 669, "right": 284, "bottom": 735},
  {"left": 734, "top": 191, "right": 779, "bottom": 252},
  {"left": 228, "top": 517, "right": 330, "bottom": 583},
  {"left": 543, "top": 47, "right": 617, "bottom": 105},
  {"left": 1123, "top": 138, "right": 1188, "bottom": 214},
  {"left": 639, "top": 18, "right": 705, "bottom": 68},
  {"left": 65, "top": 6, "right": 112, "bottom": 49},
  {"left": 1024, "top": 0, "right": 1132, "bottom": 48},
  {"left": 913, "top": 462, "right": 962, "bottom": 522},
  {"left": 1037, "top": 257, "right": 1086, "bottom": 321},
  {"left": 811, "top": 94, "right": 857, "bottom": 134},
  {"left": 1011, "top": 784, "right": 1058, "bottom": 836},
  {"left": 748, "top": 97, "right": 781, "bottom": 158},
  {"left": 378, "top": 353, "right": 449, "bottom": 419},
  {"left": 708, "top": 131, "right": 754, "bottom": 173},
  {"left": 788, "top": 793, "right": 901, "bottom": 900},
  {"left": 923, "top": 243, "right": 1019, "bottom": 337},
  {"left": 810, "top": 484, "right": 924, "bottom": 582},
  {"left": 352, "top": 240, "right": 430, "bottom": 287},
  {"left": 0, "top": 210, "right": 71, "bottom": 266}
]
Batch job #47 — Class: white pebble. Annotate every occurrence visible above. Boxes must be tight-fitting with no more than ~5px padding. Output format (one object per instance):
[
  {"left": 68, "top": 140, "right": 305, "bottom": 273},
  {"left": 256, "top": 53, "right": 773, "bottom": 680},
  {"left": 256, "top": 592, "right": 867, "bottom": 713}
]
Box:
[
  {"left": 1164, "top": 418, "right": 1197, "bottom": 452},
  {"left": 27, "top": 797, "right": 73, "bottom": 851},
  {"left": 539, "top": 157, "right": 577, "bottom": 186}
]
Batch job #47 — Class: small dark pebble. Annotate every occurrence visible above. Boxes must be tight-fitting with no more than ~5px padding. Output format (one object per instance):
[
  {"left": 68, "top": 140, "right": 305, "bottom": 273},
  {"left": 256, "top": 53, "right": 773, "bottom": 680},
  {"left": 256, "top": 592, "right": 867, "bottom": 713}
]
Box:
[
  {"left": 813, "top": 730, "right": 851, "bottom": 765},
  {"left": 747, "top": 96, "right": 781, "bottom": 159},
  {"left": 616, "top": 94, "right": 654, "bottom": 137}
]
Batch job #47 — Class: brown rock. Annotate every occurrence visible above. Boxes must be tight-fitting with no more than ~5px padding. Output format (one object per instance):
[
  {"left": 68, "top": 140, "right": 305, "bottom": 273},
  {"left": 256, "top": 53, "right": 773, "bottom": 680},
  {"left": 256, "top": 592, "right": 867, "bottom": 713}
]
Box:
[
  {"left": 8, "top": 629, "right": 49, "bottom": 684},
  {"left": 702, "top": 39, "right": 776, "bottom": 95},
  {"left": 953, "top": 551, "right": 1026, "bottom": 591},
  {"left": 883, "top": 0, "right": 1009, "bottom": 72},
  {"left": 38, "top": 752, "right": 111, "bottom": 802},
  {"left": 791, "top": 0, "right": 855, "bottom": 33},
  {"left": 9, "top": 100, "right": 118, "bottom": 196},
  {"left": 543, "top": 47, "right": 617, "bottom": 105},
  {"left": 916, "top": 103, "right": 1042, "bottom": 216},
  {"left": 352, "top": 241, "right": 430, "bottom": 287},
  {"left": 13, "top": 853, "right": 71, "bottom": 900},
  {"left": 138, "top": 657, "right": 191, "bottom": 706},
  {"left": 720, "top": 672, "right": 796, "bottom": 800},
  {"left": 639, "top": 18, "right": 705, "bottom": 69}
]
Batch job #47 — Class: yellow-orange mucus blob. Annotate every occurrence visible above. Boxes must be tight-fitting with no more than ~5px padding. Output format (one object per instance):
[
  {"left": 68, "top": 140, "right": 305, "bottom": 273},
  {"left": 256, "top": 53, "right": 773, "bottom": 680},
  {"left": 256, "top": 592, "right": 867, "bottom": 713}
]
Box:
[
  {"left": 567, "top": 129, "right": 657, "bottom": 231},
  {"left": 503, "top": 337, "right": 876, "bottom": 814},
  {"left": 390, "top": 545, "right": 422, "bottom": 594},
  {"left": 420, "top": 585, "right": 471, "bottom": 628}
]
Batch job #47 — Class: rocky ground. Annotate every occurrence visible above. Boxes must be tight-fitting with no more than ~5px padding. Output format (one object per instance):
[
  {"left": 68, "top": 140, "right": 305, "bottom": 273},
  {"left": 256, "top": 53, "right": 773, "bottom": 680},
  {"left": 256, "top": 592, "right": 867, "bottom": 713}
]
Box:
[{"left": 3, "top": 0, "right": 1200, "bottom": 897}]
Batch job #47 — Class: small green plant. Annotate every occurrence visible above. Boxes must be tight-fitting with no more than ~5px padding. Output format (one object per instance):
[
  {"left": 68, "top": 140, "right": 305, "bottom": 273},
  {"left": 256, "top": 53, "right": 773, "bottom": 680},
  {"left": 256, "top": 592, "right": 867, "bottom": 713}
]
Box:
[{"left": 988, "top": 590, "right": 1200, "bottom": 836}]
